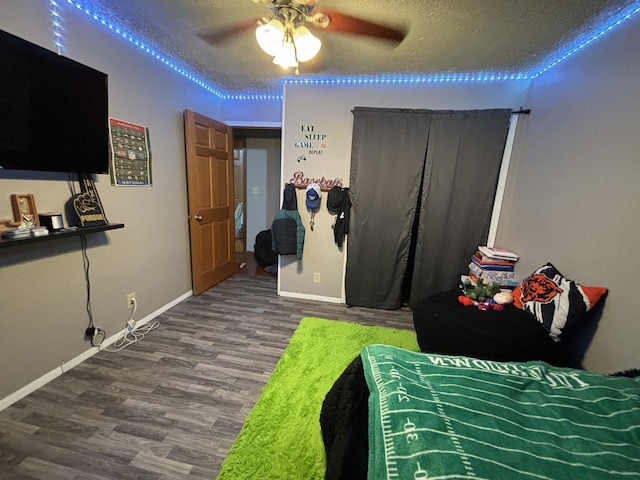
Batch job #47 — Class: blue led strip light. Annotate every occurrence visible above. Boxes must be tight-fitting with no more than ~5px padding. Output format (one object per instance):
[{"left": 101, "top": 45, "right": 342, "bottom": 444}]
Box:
[
  {"left": 225, "top": 92, "right": 284, "bottom": 101},
  {"left": 62, "top": 0, "right": 228, "bottom": 99},
  {"left": 50, "top": 0, "right": 63, "bottom": 54},
  {"left": 283, "top": 72, "right": 532, "bottom": 87},
  {"left": 57, "top": 0, "right": 640, "bottom": 97},
  {"left": 529, "top": 1, "right": 640, "bottom": 78}
]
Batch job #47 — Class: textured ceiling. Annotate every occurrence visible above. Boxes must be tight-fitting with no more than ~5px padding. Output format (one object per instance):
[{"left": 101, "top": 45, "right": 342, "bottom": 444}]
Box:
[{"left": 74, "top": 0, "right": 639, "bottom": 95}]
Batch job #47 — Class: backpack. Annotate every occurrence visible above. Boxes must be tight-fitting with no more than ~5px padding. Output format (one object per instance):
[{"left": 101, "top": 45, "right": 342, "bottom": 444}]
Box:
[{"left": 254, "top": 229, "right": 277, "bottom": 267}]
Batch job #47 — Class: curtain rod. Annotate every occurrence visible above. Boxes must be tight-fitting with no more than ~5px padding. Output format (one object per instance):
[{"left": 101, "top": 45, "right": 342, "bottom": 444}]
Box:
[{"left": 352, "top": 107, "right": 532, "bottom": 115}]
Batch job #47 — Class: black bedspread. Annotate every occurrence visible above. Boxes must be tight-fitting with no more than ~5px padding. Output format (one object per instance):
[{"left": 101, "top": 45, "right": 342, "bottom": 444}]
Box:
[
  {"left": 412, "top": 289, "right": 603, "bottom": 369},
  {"left": 320, "top": 355, "right": 369, "bottom": 480},
  {"left": 413, "top": 290, "right": 563, "bottom": 363}
]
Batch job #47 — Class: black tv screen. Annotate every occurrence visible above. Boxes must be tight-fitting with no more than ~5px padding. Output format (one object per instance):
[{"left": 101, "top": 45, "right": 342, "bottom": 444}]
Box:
[{"left": 0, "top": 29, "right": 109, "bottom": 174}]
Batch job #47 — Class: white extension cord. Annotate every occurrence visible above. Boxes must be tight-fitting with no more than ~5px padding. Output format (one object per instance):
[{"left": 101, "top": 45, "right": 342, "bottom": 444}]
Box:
[{"left": 103, "top": 297, "right": 159, "bottom": 352}]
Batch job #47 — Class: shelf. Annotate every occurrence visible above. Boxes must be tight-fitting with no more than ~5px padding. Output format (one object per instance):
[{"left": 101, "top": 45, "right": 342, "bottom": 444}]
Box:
[{"left": 0, "top": 223, "right": 124, "bottom": 249}]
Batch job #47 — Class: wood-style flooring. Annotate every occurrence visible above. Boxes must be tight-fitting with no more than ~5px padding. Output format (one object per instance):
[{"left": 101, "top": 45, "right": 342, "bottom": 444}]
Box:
[
  {"left": 233, "top": 250, "right": 276, "bottom": 278},
  {"left": 0, "top": 269, "right": 414, "bottom": 479}
]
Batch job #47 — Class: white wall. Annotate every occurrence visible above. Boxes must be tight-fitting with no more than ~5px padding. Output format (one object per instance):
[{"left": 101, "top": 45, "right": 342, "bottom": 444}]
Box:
[
  {"left": 245, "top": 138, "right": 281, "bottom": 250},
  {"left": 279, "top": 81, "right": 532, "bottom": 302},
  {"left": 247, "top": 145, "right": 268, "bottom": 246},
  {"left": 496, "top": 13, "right": 640, "bottom": 372},
  {"left": 0, "top": 0, "right": 280, "bottom": 402},
  {"left": 225, "top": 99, "right": 282, "bottom": 127},
  {"left": 245, "top": 137, "right": 280, "bottom": 248}
]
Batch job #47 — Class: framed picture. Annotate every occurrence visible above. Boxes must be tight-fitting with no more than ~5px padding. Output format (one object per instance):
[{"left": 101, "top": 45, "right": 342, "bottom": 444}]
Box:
[{"left": 11, "top": 193, "right": 39, "bottom": 227}]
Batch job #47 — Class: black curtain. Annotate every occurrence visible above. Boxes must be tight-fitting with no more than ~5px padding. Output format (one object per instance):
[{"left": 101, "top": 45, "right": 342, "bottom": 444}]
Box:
[
  {"left": 345, "top": 108, "right": 431, "bottom": 310},
  {"left": 345, "top": 107, "right": 511, "bottom": 310}
]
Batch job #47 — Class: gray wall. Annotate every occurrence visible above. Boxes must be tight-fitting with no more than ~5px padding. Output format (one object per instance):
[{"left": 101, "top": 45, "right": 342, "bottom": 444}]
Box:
[
  {"left": 496, "top": 13, "right": 640, "bottom": 372},
  {"left": 1, "top": 0, "right": 638, "bottom": 406},
  {"left": 0, "top": 0, "right": 280, "bottom": 402},
  {"left": 280, "top": 82, "right": 531, "bottom": 301},
  {"left": 278, "top": 14, "right": 640, "bottom": 372}
]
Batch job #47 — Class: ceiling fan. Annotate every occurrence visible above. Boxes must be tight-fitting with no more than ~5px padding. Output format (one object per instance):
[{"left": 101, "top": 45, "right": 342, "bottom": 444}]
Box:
[{"left": 199, "top": 0, "right": 407, "bottom": 75}]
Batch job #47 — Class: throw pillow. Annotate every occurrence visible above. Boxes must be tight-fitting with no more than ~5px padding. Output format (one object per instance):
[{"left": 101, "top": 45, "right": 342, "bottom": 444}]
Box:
[{"left": 512, "top": 263, "right": 607, "bottom": 341}]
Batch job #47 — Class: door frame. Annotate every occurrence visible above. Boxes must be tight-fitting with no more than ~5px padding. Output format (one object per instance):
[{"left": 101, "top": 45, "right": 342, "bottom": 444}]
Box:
[{"left": 229, "top": 126, "right": 282, "bottom": 256}]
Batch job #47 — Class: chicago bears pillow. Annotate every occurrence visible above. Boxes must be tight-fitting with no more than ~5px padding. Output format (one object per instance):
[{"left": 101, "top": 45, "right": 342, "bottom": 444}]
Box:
[{"left": 512, "top": 263, "right": 607, "bottom": 341}]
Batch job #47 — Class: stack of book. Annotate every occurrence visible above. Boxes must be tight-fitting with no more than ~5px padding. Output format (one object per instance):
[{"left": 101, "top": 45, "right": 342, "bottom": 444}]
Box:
[
  {"left": 1, "top": 227, "right": 32, "bottom": 239},
  {"left": 1, "top": 226, "right": 49, "bottom": 239},
  {"left": 467, "top": 246, "right": 519, "bottom": 288}
]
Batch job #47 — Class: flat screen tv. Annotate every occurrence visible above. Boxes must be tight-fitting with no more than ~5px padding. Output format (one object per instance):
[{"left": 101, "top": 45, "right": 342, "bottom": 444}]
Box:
[{"left": 0, "top": 29, "right": 109, "bottom": 174}]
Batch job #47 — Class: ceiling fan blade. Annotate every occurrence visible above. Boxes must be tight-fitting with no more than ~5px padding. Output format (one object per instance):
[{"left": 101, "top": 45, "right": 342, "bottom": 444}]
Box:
[
  {"left": 197, "top": 18, "right": 261, "bottom": 45},
  {"left": 316, "top": 9, "right": 407, "bottom": 43}
]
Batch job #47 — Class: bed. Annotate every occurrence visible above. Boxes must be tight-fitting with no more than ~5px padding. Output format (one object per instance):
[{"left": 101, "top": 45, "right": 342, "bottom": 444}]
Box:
[
  {"left": 410, "top": 287, "right": 604, "bottom": 370},
  {"left": 321, "top": 276, "right": 639, "bottom": 480},
  {"left": 321, "top": 346, "right": 640, "bottom": 480}
]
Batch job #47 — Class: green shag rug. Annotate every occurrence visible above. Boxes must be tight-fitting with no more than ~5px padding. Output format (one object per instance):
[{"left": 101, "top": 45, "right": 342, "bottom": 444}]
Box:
[{"left": 216, "top": 317, "right": 418, "bottom": 480}]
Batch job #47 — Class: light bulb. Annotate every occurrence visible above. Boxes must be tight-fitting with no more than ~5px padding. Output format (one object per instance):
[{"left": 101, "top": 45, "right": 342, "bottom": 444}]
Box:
[
  {"left": 293, "top": 26, "right": 321, "bottom": 62},
  {"left": 273, "top": 40, "right": 298, "bottom": 69},
  {"left": 256, "top": 19, "right": 285, "bottom": 56}
]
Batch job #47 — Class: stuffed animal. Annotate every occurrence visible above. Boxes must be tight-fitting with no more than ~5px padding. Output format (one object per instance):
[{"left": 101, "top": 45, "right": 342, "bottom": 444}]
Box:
[
  {"left": 493, "top": 290, "right": 513, "bottom": 305},
  {"left": 458, "top": 295, "right": 504, "bottom": 311},
  {"left": 462, "top": 278, "right": 501, "bottom": 302}
]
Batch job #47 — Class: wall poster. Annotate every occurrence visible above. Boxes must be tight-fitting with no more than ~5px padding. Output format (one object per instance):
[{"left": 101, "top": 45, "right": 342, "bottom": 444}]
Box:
[{"left": 109, "top": 118, "right": 152, "bottom": 186}]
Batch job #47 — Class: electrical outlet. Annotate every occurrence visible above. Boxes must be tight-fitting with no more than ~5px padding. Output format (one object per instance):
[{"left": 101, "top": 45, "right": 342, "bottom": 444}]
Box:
[
  {"left": 313, "top": 272, "right": 321, "bottom": 284},
  {"left": 126, "top": 292, "right": 136, "bottom": 309},
  {"left": 85, "top": 326, "right": 102, "bottom": 339}
]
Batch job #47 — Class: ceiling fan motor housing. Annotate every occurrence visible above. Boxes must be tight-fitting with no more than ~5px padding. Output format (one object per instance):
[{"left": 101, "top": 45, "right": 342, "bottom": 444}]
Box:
[{"left": 270, "top": 0, "right": 317, "bottom": 27}]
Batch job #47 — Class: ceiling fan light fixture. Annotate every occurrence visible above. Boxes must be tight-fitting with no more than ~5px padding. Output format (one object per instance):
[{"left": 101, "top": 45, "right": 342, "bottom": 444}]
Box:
[
  {"left": 272, "top": 38, "right": 298, "bottom": 69},
  {"left": 255, "top": 18, "right": 285, "bottom": 56},
  {"left": 292, "top": 25, "right": 321, "bottom": 62}
]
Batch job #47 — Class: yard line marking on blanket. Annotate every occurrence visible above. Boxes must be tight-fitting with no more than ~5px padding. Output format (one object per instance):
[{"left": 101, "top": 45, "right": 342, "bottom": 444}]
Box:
[
  {"left": 373, "top": 352, "right": 479, "bottom": 479},
  {"left": 370, "top": 352, "right": 401, "bottom": 478},
  {"left": 420, "top": 362, "right": 476, "bottom": 478},
  {"left": 363, "top": 346, "right": 640, "bottom": 479}
]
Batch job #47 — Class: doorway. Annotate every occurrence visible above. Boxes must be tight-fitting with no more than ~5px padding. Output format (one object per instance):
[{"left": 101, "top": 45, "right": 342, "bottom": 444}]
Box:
[
  {"left": 233, "top": 137, "right": 247, "bottom": 254},
  {"left": 232, "top": 127, "right": 282, "bottom": 276}
]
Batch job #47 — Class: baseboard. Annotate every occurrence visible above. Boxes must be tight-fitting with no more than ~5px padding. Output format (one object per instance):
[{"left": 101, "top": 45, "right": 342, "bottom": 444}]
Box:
[
  {"left": 278, "top": 290, "right": 342, "bottom": 304},
  {"left": 0, "top": 290, "right": 193, "bottom": 412}
]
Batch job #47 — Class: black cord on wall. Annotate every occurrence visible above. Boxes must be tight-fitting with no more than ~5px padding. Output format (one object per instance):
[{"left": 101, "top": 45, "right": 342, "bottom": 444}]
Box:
[{"left": 80, "top": 234, "right": 105, "bottom": 346}]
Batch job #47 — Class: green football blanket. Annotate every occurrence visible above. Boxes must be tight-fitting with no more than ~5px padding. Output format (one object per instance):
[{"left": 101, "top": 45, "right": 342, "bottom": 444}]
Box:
[{"left": 361, "top": 345, "right": 640, "bottom": 480}]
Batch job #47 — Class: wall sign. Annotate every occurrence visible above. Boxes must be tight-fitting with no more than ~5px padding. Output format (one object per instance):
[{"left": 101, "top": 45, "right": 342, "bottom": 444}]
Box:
[
  {"left": 289, "top": 171, "right": 343, "bottom": 191},
  {"left": 293, "top": 124, "right": 328, "bottom": 157}
]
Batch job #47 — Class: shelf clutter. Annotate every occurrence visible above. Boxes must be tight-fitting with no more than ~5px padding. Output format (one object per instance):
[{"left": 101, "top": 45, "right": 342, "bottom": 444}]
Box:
[
  {"left": 466, "top": 245, "right": 519, "bottom": 289},
  {"left": 1, "top": 226, "right": 49, "bottom": 239},
  {"left": 0, "top": 223, "right": 125, "bottom": 249}
]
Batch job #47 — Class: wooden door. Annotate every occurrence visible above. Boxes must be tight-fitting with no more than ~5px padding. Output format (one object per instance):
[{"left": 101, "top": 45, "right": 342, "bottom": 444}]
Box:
[{"left": 184, "top": 109, "right": 235, "bottom": 295}]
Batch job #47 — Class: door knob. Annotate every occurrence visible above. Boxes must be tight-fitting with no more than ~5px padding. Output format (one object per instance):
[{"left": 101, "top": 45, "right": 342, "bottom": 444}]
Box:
[{"left": 194, "top": 214, "right": 203, "bottom": 222}]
